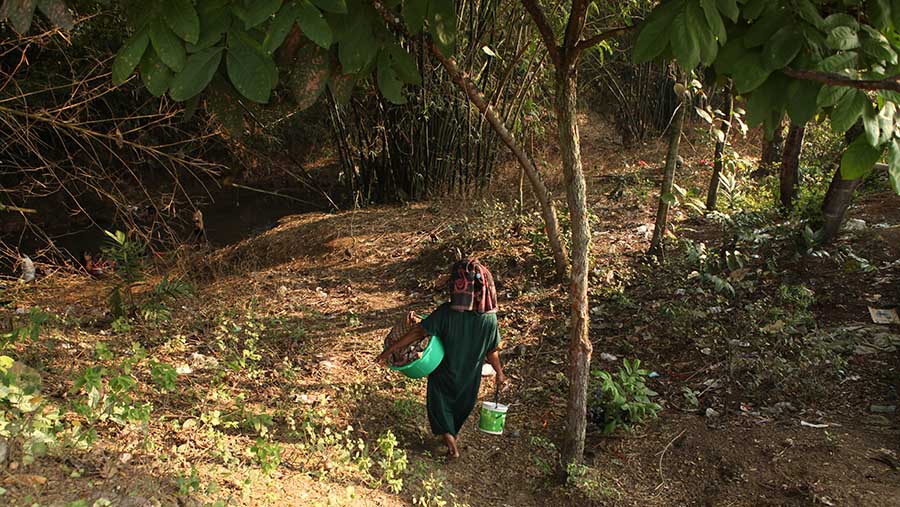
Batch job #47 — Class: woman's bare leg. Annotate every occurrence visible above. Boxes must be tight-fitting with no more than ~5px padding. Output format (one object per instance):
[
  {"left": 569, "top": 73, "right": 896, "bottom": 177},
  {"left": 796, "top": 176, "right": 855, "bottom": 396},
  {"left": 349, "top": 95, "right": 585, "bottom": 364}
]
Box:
[{"left": 442, "top": 433, "right": 460, "bottom": 459}]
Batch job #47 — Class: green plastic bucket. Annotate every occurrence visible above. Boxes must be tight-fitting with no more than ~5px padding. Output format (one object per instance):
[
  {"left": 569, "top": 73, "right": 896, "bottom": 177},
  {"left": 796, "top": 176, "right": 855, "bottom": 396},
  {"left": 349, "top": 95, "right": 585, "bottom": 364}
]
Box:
[
  {"left": 478, "top": 401, "right": 508, "bottom": 435},
  {"left": 388, "top": 335, "right": 444, "bottom": 379}
]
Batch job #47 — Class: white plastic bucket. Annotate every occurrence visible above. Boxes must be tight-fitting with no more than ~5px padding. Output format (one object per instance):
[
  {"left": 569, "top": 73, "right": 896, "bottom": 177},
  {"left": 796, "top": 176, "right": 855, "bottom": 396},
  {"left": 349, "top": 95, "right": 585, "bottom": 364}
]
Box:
[{"left": 478, "top": 401, "right": 509, "bottom": 435}]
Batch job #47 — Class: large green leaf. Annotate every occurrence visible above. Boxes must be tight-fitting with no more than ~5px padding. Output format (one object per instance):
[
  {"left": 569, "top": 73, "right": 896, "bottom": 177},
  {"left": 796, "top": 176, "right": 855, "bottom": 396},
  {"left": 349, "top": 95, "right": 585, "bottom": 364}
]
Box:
[
  {"left": 139, "top": 47, "right": 174, "bottom": 97},
  {"left": 311, "top": 0, "right": 347, "bottom": 13},
  {"left": 840, "top": 135, "right": 883, "bottom": 180},
  {"left": 714, "top": 36, "right": 747, "bottom": 75},
  {"left": 830, "top": 89, "right": 868, "bottom": 133},
  {"left": 287, "top": 44, "right": 333, "bottom": 109},
  {"left": 150, "top": 19, "right": 187, "bottom": 72},
  {"left": 297, "top": 0, "right": 333, "bottom": 48},
  {"left": 817, "top": 51, "right": 858, "bottom": 73},
  {"left": 112, "top": 26, "right": 150, "bottom": 85},
  {"left": 888, "top": 139, "right": 900, "bottom": 193},
  {"left": 863, "top": 101, "right": 881, "bottom": 145},
  {"left": 817, "top": 85, "right": 850, "bottom": 108},
  {"left": 878, "top": 101, "right": 896, "bottom": 143},
  {"left": 868, "top": 0, "right": 892, "bottom": 29},
  {"left": 700, "top": 0, "right": 726, "bottom": 42},
  {"left": 428, "top": 0, "right": 456, "bottom": 56},
  {"left": 745, "top": 73, "right": 787, "bottom": 129},
  {"left": 893, "top": 0, "right": 900, "bottom": 29},
  {"left": 744, "top": 12, "right": 786, "bottom": 48},
  {"left": 337, "top": 12, "right": 377, "bottom": 73},
  {"left": 742, "top": 0, "right": 769, "bottom": 20},
  {"left": 36, "top": 0, "right": 73, "bottom": 30},
  {"left": 233, "top": 0, "right": 283, "bottom": 29},
  {"left": 786, "top": 78, "right": 822, "bottom": 124},
  {"left": 716, "top": 0, "right": 738, "bottom": 22},
  {"left": 386, "top": 43, "right": 420, "bottom": 84},
  {"left": 688, "top": 1, "right": 717, "bottom": 65},
  {"left": 826, "top": 26, "right": 860, "bottom": 50},
  {"left": 670, "top": 11, "right": 700, "bottom": 70},
  {"left": 163, "top": 0, "right": 200, "bottom": 44},
  {"left": 263, "top": 2, "right": 299, "bottom": 53},
  {"left": 169, "top": 47, "right": 223, "bottom": 101},
  {"left": 403, "top": 0, "right": 427, "bottom": 35},
  {"left": 376, "top": 52, "right": 405, "bottom": 104},
  {"left": 4, "top": 0, "right": 36, "bottom": 33},
  {"left": 763, "top": 26, "right": 803, "bottom": 70},
  {"left": 731, "top": 51, "right": 770, "bottom": 93},
  {"left": 823, "top": 13, "right": 859, "bottom": 31},
  {"left": 226, "top": 28, "right": 277, "bottom": 103},
  {"left": 187, "top": 3, "right": 231, "bottom": 52},
  {"left": 796, "top": 0, "right": 825, "bottom": 29}
]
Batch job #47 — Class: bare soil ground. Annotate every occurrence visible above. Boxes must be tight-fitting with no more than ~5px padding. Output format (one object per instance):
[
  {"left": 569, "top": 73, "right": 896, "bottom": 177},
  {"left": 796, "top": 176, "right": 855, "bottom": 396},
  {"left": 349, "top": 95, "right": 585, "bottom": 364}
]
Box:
[{"left": 2, "top": 114, "right": 898, "bottom": 506}]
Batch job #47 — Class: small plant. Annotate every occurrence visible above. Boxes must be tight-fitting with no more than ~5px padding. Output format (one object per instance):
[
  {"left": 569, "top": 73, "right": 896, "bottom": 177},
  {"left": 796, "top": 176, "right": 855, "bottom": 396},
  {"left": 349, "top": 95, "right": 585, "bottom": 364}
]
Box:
[
  {"left": 588, "top": 359, "right": 661, "bottom": 434},
  {"left": 250, "top": 438, "right": 281, "bottom": 475},
  {"left": 140, "top": 276, "right": 193, "bottom": 324},
  {"left": 102, "top": 230, "right": 146, "bottom": 318},
  {"left": 150, "top": 362, "right": 177, "bottom": 392},
  {"left": 374, "top": 430, "right": 407, "bottom": 493},
  {"left": 176, "top": 464, "right": 201, "bottom": 496}
]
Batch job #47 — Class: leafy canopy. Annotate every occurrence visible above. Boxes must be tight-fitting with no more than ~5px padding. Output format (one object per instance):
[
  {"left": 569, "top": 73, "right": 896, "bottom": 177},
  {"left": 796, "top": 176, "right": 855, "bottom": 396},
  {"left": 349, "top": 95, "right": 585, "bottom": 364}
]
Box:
[{"left": 636, "top": 0, "right": 900, "bottom": 192}]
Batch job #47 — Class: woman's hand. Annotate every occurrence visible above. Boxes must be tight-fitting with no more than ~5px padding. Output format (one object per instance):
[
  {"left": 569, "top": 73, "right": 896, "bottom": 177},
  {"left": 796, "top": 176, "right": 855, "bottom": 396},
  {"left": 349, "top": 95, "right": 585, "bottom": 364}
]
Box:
[
  {"left": 496, "top": 371, "right": 508, "bottom": 389},
  {"left": 374, "top": 350, "right": 391, "bottom": 367}
]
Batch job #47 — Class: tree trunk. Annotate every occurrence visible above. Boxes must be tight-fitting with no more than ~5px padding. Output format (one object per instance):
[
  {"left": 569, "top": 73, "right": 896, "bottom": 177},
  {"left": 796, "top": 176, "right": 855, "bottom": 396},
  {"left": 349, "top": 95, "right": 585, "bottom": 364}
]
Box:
[
  {"left": 820, "top": 123, "right": 865, "bottom": 242},
  {"left": 779, "top": 122, "right": 806, "bottom": 210},
  {"left": 649, "top": 87, "right": 687, "bottom": 258},
  {"left": 759, "top": 117, "right": 785, "bottom": 174},
  {"left": 427, "top": 46, "right": 570, "bottom": 280},
  {"left": 555, "top": 69, "right": 592, "bottom": 471},
  {"left": 706, "top": 82, "right": 733, "bottom": 211}
]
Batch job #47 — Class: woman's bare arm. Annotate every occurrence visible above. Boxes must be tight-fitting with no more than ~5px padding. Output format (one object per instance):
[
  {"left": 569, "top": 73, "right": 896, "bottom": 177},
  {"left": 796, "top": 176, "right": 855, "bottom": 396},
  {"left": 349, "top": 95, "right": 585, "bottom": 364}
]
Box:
[
  {"left": 485, "top": 349, "right": 506, "bottom": 386},
  {"left": 375, "top": 324, "right": 428, "bottom": 365}
]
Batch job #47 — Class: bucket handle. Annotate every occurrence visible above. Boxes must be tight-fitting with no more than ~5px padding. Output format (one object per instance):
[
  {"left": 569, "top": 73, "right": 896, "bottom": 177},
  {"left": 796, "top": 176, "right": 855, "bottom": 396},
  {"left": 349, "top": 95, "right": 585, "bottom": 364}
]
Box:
[{"left": 493, "top": 381, "right": 500, "bottom": 406}]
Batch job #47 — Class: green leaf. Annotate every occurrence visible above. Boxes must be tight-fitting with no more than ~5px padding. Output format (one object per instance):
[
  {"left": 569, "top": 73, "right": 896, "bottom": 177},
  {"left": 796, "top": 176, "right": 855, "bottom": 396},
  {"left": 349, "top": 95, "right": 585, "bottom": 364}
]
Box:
[
  {"left": 187, "top": 3, "right": 232, "bottom": 52},
  {"left": 337, "top": 12, "right": 377, "bottom": 73},
  {"left": 826, "top": 26, "right": 859, "bottom": 50},
  {"left": 112, "top": 26, "right": 150, "bottom": 85},
  {"left": 893, "top": 0, "right": 900, "bottom": 29},
  {"left": 840, "top": 135, "right": 883, "bottom": 180},
  {"left": 817, "top": 85, "right": 850, "bottom": 108},
  {"left": 36, "top": 0, "right": 73, "bottom": 30},
  {"left": 670, "top": 11, "right": 700, "bottom": 70},
  {"left": 263, "top": 2, "right": 299, "bottom": 53},
  {"left": 796, "top": 0, "right": 825, "bottom": 29},
  {"left": 700, "top": 0, "right": 726, "bottom": 43},
  {"left": 634, "top": 11, "right": 673, "bottom": 63},
  {"left": 428, "top": 0, "right": 456, "bottom": 56},
  {"left": 731, "top": 51, "right": 770, "bottom": 93},
  {"left": 287, "top": 44, "right": 333, "bottom": 109},
  {"left": 139, "top": 47, "right": 174, "bottom": 97},
  {"left": 888, "top": 139, "right": 900, "bottom": 193},
  {"left": 661, "top": 192, "right": 676, "bottom": 205},
  {"left": 860, "top": 31, "right": 898, "bottom": 65},
  {"left": 868, "top": 0, "right": 892, "bottom": 29},
  {"left": 5, "top": 0, "right": 36, "bottom": 33},
  {"left": 386, "top": 43, "right": 420, "bottom": 84},
  {"left": 787, "top": 79, "right": 822, "bottom": 124},
  {"left": 714, "top": 36, "right": 747, "bottom": 75},
  {"left": 150, "top": 19, "right": 187, "bottom": 72},
  {"left": 817, "top": 51, "right": 857, "bottom": 73},
  {"left": 311, "top": 0, "right": 347, "bottom": 13},
  {"left": 744, "top": 12, "right": 786, "bottom": 48},
  {"left": 762, "top": 26, "right": 803, "bottom": 70},
  {"left": 688, "top": 1, "right": 717, "bottom": 65},
  {"left": 830, "top": 89, "right": 868, "bottom": 133},
  {"left": 403, "top": 0, "right": 427, "bottom": 35},
  {"left": 169, "top": 47, "right": 223, "bottom": 101},
  {"left": 297, "top": 0, "right": 333, "bottom": 48},
  {"left": 163, "top": 0, "right": 200, "bottom": 44},
  {"left": 823, "top": 13, "right": 859, "bottom": 32},
  {"left": 233, "top": 0, "right": 282, "bottom": 29},
  {"left": 745, "top": 74, "right": 783, "bottom": 128},
  {"left": 226, "top": 28, "right": 277, "bottom": 103},
  {"left": 377, "top": 51, "right": 406, "bottom": 104},
  {"left": 878, "top": 102, "right": 896, "bottom": 143},
  {"left": 863, "top": 101, "right": 881, "bottom": 146},
  {"left": 716, "top": 0, "right": 738, "bottom": 22},
  {"left": 742, "top": 0, "right": 770, "bottom": 20}
]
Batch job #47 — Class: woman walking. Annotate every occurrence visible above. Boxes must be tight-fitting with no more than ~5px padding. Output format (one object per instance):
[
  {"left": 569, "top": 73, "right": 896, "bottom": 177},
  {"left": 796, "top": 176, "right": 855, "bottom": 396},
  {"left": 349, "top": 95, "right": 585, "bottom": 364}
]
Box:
[{"left": 376, "top": 259, "right": 506, "bottom": 458}]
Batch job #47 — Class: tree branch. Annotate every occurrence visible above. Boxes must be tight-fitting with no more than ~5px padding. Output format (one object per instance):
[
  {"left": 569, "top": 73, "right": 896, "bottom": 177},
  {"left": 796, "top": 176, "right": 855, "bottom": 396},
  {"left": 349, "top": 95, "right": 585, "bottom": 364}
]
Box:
[
  {"left": 575, "top": 26, "right": 633, "bottom": 52},
  {"left": 562, "top": 0, "right": 590, "bottom": 65},
  {"left": 520, "top": 0, "right": 562, "bottom": 69},
  {"left": 782, "top": 67, "right": 900, "bottom": 93}
]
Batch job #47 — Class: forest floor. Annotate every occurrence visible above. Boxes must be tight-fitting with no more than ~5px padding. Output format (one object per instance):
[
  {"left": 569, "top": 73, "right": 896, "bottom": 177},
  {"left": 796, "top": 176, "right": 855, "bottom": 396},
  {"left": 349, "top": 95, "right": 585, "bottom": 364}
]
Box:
[{"left": 2, "top": 115, "right": 899, "bottom": 507}]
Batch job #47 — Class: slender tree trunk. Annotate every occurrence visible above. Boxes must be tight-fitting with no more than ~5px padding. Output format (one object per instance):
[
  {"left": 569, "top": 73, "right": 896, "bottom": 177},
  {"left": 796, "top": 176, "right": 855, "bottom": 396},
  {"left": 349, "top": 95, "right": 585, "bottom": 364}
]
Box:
[
  {"left": 706, "top": 82, "right": 733, "bottom": 211},
  {"left": 555, "top": 69, "right": 592, "bottom": 471},
  {"left": 820, "top": 123, "right": 866, "bottom": 242},
  {"left": 779, "top": 122, "right": 806, "bottom": 210},
  {"left": 649, "top": 87, "right": 687, "bottom": 258},
  {"left": 759, "top": 117, "right": 785, "bottom": 175},
  {"left": 427, "top": 43, "right": 570, "bottom": 280}
]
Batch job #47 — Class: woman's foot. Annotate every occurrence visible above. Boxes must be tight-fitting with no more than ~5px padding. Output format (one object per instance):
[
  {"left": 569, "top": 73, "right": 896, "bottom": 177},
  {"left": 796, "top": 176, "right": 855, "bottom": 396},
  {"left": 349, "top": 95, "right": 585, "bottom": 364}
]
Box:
[{"left": 442, "top": 433, "right": 460, "bottom": 459}]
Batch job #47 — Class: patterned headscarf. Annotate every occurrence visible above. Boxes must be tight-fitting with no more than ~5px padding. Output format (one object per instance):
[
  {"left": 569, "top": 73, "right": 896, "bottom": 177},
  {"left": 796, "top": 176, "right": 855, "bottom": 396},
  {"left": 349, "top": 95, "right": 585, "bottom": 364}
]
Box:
[{"left": 449, "top": 259, "right": 497, "bottom": 314}]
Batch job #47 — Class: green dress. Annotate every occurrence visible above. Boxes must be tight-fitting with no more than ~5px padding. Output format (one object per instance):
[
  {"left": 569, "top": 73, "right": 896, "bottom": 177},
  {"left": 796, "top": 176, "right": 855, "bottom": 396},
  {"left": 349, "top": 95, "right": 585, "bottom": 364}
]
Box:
[{"left": 421, "top": 303, "right": 500, "bottom": 436}]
